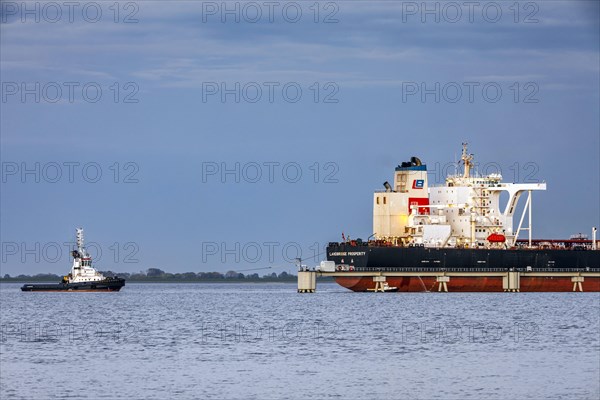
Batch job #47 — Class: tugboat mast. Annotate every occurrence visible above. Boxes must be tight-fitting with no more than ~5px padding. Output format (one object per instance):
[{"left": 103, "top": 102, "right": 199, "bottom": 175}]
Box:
[{"left": 76, "top": 227, "right": 86, "bottom": 256}]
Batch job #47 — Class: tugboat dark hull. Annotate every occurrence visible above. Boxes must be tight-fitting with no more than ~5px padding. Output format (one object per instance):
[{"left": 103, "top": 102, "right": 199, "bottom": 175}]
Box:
[{"left": 21, "top": 278, "right": 125, "bottom": 292}]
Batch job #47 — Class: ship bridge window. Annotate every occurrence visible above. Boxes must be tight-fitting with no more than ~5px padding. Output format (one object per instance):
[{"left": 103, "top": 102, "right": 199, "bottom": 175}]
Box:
[
  {"left": 376, "top": 197, "right": 380, "bottom": 205},
  {"left": 383, "top": 197, "right": 387, "bottom": 205}
]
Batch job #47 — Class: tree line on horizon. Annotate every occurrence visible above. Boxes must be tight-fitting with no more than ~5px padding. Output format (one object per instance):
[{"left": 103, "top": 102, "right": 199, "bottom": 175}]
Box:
[{"left": 1, "top": 268, "right": 300, "bottom": 282}]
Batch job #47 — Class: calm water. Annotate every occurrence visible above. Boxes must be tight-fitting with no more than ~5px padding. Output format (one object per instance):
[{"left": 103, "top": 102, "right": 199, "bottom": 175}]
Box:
[{"left": 1, "top": 282, "right": 599, "bottom": 400}]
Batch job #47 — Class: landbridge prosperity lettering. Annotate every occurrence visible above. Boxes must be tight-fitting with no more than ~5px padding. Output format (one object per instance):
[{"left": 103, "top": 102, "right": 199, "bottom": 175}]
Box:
[{"left": 328, "top": 252, "right": 366, "bottom": 257}]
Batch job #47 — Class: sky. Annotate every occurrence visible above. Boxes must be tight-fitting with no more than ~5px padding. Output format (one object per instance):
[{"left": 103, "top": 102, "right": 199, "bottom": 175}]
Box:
[{"left": 1, "top": 0, "right": 599, "bottom": 275}]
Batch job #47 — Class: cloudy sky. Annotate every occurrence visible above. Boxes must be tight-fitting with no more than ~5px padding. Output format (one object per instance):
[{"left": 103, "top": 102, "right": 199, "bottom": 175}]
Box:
[{"left": 1, "top": 1, "right": 599, "bottom": 275}]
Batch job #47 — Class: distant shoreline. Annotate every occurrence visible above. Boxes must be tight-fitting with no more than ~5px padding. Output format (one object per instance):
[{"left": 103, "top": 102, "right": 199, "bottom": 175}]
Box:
[{"left": 1, "top": 269, "right": 334, "bottom": 283}]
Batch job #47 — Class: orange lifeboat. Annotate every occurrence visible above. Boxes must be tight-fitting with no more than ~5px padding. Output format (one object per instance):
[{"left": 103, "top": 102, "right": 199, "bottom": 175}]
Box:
[{"left": 487, "top": 233, "right": 506, "bottom": 243}]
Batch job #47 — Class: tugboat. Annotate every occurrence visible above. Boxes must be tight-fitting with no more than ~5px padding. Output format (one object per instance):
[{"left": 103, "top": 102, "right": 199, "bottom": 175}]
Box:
[{"left": 21, "top": 228, "right": 125, "bottom": 292}]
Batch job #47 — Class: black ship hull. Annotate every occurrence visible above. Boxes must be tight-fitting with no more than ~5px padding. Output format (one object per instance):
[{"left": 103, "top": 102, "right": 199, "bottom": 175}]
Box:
[
  {"left": 327, "top": 243, "right": 600, "bottom": 270},
  {"left": 21, "top": 278, "right": 125, "bottom": 292},
  {"left": 326, "top": 243, "right": 600, "bottom": 292}
]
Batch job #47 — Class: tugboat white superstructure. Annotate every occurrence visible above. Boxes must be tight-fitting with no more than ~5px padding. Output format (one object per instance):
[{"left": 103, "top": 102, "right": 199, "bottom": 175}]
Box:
[{"left": 21, "top": 228, "right": 125, "bottom": 292}]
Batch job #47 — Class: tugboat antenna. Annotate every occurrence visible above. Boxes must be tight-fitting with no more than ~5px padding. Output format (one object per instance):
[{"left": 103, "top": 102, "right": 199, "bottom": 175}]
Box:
[{"left": 76, "top": 228, "right": 84, "bottom": 254}]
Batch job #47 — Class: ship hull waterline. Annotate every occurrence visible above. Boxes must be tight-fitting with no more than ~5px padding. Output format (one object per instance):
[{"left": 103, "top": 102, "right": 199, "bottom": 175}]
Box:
[
  {"left": 334, "top": 276, "right": 600, "bottom": 292},
  {"left": 21, "top": 278, "right": 125, "bottom": 292}
]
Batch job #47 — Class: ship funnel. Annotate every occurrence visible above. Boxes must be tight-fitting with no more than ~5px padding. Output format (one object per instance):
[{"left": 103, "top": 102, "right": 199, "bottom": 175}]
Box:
[
  {"left": 383, "top": 181, "right": 392, "bottom": 192},
  {"left": 410, "top": 157, "right": 422, "bottom": 166}
]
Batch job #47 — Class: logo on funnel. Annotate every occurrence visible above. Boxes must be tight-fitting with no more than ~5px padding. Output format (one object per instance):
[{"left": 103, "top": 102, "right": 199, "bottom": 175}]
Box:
[{"left": 412, "top": 179, "right": 424, "bottom": 189}]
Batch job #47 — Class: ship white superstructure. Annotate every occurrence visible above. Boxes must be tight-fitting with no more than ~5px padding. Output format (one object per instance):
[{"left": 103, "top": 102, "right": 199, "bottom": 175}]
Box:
[
  {"left": 374, "top": 143, "right": 546, "bottom": 249},
  {"left": 66, "top": 228, "right": 106, "bottom": 283}
]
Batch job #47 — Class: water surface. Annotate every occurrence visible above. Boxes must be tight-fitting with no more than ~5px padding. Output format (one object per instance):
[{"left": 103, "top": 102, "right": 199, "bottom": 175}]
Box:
[{"left": 1, "top": 283, "right": 599, "bottom": 399}]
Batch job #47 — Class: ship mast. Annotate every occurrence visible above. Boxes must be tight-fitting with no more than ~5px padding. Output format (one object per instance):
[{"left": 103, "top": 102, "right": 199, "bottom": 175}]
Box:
[{"left": 461, "top": 142, "right": 473, "bottom": 178}]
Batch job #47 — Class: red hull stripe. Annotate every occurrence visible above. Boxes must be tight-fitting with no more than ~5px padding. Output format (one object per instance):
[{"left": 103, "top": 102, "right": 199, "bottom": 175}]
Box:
[{"left": 335, "top": 276, "right": 600, "bottom": 292}]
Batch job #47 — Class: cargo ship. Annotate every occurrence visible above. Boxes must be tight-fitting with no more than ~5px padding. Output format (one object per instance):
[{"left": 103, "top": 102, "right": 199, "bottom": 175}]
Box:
[
  {"left": 21, "top": 228, "right": 125, "bottom": 292},
  {"left": 324, "top": 144, "right": 600, "bottom": 292}
]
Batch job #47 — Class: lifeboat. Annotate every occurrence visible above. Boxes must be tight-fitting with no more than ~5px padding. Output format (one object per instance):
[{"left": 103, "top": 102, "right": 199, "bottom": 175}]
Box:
[{"left": 487, "top": 233, "right": 506, "bottom": 243}]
